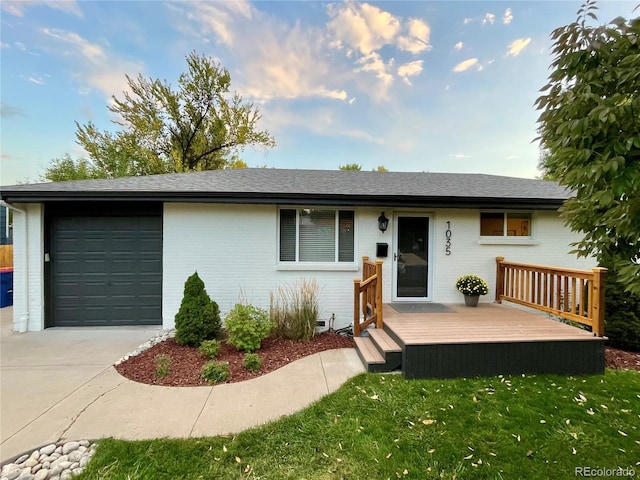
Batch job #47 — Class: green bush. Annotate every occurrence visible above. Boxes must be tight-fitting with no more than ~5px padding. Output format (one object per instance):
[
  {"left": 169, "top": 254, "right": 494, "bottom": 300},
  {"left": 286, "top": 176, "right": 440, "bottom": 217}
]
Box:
[
  {"left": 270, "top": 279, "right": 320, "bottom": 340},
  {"left": 199, "top": 339, "right": 221, "bottom": 358},
  {"left": 154, "top": 354, "right": 171, "bottom": 378},
  {"left": 243, "top": 352, "right": 262, "bottom": 371},
  {"left": 200, "top": 361, "right": 229, "bottom": 384},
  {"left": 604, "top": 269, "right": 640, "bottom": 351},
  {"left": 174, "top": 272, "right": 221, "bottom": 346},
  {"left": 225, "top": 304, "right": 273, "bottom": 352}
]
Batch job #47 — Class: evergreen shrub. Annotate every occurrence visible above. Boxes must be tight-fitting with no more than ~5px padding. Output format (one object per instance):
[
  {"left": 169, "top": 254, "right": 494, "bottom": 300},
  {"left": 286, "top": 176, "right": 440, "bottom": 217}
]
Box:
[{"left": 174, "top": 272, "right": 221, "bottom": 346}]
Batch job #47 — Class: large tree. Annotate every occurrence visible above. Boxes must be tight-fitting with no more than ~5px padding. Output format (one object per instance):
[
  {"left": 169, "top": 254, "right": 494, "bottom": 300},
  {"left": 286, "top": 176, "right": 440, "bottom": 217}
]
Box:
[
  {"left": 45, "top": 52, "right": 275, "bottom": 180},
  {"left": 535, "top": 1, "right": 640, "bottom": 294}
]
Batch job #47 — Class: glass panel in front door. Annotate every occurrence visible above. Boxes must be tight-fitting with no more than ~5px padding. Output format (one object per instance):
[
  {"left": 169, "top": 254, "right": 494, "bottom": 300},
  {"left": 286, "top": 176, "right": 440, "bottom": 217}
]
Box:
[{"left": 396, "top": 217, "right": 428, "bottom": 298}]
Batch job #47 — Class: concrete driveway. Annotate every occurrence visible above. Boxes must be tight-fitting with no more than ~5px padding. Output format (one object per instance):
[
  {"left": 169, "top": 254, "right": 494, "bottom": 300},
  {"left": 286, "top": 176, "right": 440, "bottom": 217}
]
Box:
[
  {"left": 0, "top": 307, "right": 365, "bottom": 463},
  {"left": 0, "top": 307, "right": 162, "bottom": 461}
]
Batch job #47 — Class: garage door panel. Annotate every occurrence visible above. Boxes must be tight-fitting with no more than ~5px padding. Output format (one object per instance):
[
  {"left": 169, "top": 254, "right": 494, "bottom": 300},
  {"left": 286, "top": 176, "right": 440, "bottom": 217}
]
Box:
[{"left": 50, "top": 215, "right": 162, "bottom": 327}]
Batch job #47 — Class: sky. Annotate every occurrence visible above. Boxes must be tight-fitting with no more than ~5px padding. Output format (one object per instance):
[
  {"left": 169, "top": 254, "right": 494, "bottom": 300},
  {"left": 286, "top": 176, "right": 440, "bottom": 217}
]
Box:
[{"left": 1, "top": 0, "right": 637, "bottom": 185}]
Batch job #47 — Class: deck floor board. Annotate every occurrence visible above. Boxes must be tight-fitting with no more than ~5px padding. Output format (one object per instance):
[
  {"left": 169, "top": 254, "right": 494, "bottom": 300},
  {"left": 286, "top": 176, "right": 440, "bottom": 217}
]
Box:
[{"left": 383, "top": 303, "right": 600, "bottom": 345}]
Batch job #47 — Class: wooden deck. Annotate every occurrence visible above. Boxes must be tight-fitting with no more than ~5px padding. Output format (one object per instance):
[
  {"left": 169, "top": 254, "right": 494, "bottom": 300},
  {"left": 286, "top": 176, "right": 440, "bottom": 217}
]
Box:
[{"left": 357, "top": 303, "right": 605, "bottom": 379}]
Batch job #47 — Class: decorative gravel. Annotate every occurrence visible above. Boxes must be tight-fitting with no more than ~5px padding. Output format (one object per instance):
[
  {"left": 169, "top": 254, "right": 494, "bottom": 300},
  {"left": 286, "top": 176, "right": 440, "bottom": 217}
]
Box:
[
  {"left": 1, "top": 441, "right": 97, "bottom": 480},
  {"left": 114, "top": 329, "right": 175, "bottom": 366}
]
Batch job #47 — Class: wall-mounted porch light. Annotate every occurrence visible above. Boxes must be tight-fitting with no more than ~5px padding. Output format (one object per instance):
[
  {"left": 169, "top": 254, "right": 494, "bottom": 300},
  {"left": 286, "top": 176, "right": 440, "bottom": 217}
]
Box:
[{"left": 378, "top": 212, "right": 389, "bottom": 233}]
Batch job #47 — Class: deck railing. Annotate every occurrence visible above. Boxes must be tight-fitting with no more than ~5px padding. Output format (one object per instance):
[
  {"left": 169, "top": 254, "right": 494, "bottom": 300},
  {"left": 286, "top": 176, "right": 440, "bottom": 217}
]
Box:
[
  {"left": 353, "top": 256, "right": 383, "bottom": 337},
  {"left": 495, "top": 257, "right": 607, "bottom": 336}
]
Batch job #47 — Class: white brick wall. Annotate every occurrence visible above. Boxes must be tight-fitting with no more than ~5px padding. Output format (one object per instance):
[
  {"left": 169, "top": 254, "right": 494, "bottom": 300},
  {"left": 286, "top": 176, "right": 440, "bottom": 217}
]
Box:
[
  {"left": 163, "top": 204, "right": 363, "bottom": 329},
  {"left": 163, "top": 204, "right": 596, "bottom": 329},
  {"left": 11, "top": 203, "right": 44, "bottom": 331},
  {"left": 10, "top": 201, "right": 596, "bottom": 332}
]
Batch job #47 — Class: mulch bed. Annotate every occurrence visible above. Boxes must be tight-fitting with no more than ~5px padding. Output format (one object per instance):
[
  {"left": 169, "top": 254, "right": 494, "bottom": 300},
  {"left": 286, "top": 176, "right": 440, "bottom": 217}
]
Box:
[
  {"left": 115, "top": 334, "right": 639, "bottom": 387},
  {"left": 115, "top": 331, "right": 355, "bottom": 387},
  {"left": 605, "top": 346, "right": 640, "bottom": 371}
]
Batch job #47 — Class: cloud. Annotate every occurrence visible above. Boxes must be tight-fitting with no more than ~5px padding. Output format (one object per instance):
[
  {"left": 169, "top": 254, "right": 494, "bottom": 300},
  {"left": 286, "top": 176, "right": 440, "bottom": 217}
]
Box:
[
  {"left": 171, "top": 2, "right": 349, "bottom": 103},
  {"left": 262, "top": 104, "right": 383, "bottom": 145},
  {"left": 172, "top": 1, "right": 431, "bottom": 104},
  {"left": 327, "top": 2, "right": 401, "bottom": 55},
  {"left": 0, "top": 42, "right": 9, "bottom": 49},
  {"left": 328, "top": 4, "right": 431, "bottom": 55},
  {"left": 503, "top": 8, "right": 513, "bottom": 25},
  {"left": 24, "top": 75, "right": 45, "bottom": 85},
  {"left": 0, "top": 102, "right": 26, "bottom": 117},
  {"left": 397, "top": 60, "right": 423, "bottom": 85},
  {"left": 396, "top": 18, "right": 431, "bottom": 54},
  {"left": 1, "top": 0, "right": 82, "bottom": 17},
  {"left": 454, "top": 41, "right": 463, "bottom": 51},
  {"left": 355, "top": 52, "right": 394, "bottom": 89},
  {"left": 482, "top": 13, "right": 496, "bottom": 25},
  {"left": 326, "top": 3, "right": 430, "bottom": 98},
  {"left": 41, "top": 28, "right": 143, "bottom": 100},
  {"left": 43, "top": 28, "right": 106, "bottom": 63},
  {"left": 463, "top": 18, "right": 472, "bottom": 25},
  {"left": 453, "top": 58, "right": 480, "bottom": 73},
  {"left": 451, "top": 153, "right": 471, "bottom": 159},
  {"left": 348, "top": 97, "right": 356, "bottom": 105},
  {"left": 507, "top": 38, "right": 531, "bottom": 56},
  {"left": 173, "top": 0, "right": 252, "bottom": 46}
]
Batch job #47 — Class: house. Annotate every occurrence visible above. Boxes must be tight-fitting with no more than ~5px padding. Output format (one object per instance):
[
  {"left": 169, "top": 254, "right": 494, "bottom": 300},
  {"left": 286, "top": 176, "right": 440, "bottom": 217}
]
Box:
[{"left": 0, "top": 168, "right": 596, "bottom": 333}]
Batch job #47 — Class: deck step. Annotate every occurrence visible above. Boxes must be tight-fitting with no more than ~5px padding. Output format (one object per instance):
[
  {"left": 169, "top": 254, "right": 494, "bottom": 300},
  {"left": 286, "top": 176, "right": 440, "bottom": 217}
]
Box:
[
  {"left": 354, "top": 337, "right": 385, "bottom": 364},
  {"left": 355, "top": 335, "right": 403, "bottom": 373},
  {"left": 369, "top": 329, "right": 402, "bottom": 353}
]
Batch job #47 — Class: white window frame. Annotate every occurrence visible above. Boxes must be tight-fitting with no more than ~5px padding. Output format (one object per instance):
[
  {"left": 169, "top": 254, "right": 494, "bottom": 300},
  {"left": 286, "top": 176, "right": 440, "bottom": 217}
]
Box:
[{"left": 276, "top": 207, "right": 358, "bottom": 271}]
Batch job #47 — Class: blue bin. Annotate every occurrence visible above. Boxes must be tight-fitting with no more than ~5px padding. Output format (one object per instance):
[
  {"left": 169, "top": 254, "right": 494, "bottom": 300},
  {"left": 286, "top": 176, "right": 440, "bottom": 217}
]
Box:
[{"left": 0, "top": 267, "right": 13, "bottom": 308}]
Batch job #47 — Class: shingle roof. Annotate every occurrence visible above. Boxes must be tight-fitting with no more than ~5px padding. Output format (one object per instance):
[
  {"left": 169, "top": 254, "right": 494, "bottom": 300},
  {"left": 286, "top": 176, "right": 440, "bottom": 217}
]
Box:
[{"left": 0, "top": 168, "right": 570, "bottom": 209}]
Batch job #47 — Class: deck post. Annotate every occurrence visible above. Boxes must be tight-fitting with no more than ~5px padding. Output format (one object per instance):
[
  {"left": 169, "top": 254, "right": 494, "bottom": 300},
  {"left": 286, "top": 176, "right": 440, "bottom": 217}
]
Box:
[
  {"left": 590, "top": 267, "right": 607, "bottom": 336},
  {"left": 495, "top": 257, "right": 505, "bottom": 303},
  {"left": 375, "top": 260, "right": 384, "bottom": 329},
  {"left": 353, "top": 278, "right": 361, "bottom": 337}
]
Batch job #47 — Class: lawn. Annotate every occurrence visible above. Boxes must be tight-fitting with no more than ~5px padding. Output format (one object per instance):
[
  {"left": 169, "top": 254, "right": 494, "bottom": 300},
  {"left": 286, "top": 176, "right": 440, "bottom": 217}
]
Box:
[{"left": 77, "top": 370, "right": 639, "bottom": 480}]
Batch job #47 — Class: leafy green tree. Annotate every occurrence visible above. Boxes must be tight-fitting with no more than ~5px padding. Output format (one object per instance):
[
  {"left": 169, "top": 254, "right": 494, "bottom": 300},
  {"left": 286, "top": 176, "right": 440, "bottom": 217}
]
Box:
[
  {"left": 374, "top": 165, "right": 388, "bottom": 172},
  {"left": 339, "top": 163, "right": 362, "bottom": 171},
  {"left": 41, "top": 154, "right": 103, "bottom": 182},
  {"left": 535, "top": 1, "right": 640, "bottom": 294},
  {"left": 536, "top": 150, "right": 557, "bottom": 181},
  {"left": 44, "top": 52, "right": 274, "bottom": 181}
]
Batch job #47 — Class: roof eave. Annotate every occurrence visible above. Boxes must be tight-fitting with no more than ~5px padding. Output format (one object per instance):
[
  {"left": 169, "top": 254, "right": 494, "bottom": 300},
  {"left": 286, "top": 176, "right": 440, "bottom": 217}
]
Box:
[{"left": 0, "top": 190, "right": 567, "bottom": 210}]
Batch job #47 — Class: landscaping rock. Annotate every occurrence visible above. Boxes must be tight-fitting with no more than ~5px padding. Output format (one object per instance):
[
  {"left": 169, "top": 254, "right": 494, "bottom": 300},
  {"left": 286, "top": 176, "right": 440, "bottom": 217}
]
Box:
[
  {"left": 3, "top": 468, "right": 20, "bottom": 480},
  {"left": 1, "top": 440, "right": 97, "bottom": 480},
  {"left": 33, "top": 470, "right": 48, "bottom": 480},
  {"left": 39, "top": 445, "right": 56, "bottom": 456},
  {"left": 61, "top": 442, "right": 79, "bottom": 455}
]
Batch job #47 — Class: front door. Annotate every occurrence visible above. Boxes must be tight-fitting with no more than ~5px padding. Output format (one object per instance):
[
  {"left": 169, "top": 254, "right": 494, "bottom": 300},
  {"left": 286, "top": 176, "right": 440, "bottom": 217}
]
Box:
[{"left": 393, "top": 214, "right": 432, "bottom": 301}]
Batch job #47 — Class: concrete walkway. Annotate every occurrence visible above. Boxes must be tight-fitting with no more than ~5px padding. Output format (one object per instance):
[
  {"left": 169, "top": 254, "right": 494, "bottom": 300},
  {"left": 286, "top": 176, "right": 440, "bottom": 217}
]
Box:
[{"left": 0, "top": 307, "right": 365, "bottom": 463}]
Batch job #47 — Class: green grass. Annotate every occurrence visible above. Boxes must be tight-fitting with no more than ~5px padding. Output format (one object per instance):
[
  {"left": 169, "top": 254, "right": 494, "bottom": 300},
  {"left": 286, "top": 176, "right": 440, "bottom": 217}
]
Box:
[{"left": 77, "top": 370, "right": 639, "bottom": 480}]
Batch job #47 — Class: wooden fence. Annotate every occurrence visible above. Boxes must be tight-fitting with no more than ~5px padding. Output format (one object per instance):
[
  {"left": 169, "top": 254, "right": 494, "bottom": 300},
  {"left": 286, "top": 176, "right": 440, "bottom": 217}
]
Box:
[
  {"left": 495, "top": 256, "right": 607, "bottom": 336},
  {"left": 353, "top": 256, "right": 383, "bottom": 337},
  {"left": 0, "top": 245, "right": 13, "bottom": 268}
]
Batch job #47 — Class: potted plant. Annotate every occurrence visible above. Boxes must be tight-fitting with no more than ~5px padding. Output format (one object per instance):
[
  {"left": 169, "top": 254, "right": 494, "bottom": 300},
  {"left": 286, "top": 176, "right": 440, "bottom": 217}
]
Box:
[{"left": 455, "top": 274, "right": 489, "bottom": 307}]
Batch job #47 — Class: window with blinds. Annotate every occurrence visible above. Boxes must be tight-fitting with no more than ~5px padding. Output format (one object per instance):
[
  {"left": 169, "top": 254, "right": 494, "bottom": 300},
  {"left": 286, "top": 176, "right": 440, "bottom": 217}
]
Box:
[{"left": 279, "top": 209, "right": 355, "bottom": 262}]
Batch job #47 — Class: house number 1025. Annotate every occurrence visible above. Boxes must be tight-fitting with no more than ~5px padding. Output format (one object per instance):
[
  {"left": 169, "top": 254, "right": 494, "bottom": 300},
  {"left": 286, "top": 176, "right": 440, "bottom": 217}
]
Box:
[{"left": 445, "top": 221, "right": 452, "bottom": 255}]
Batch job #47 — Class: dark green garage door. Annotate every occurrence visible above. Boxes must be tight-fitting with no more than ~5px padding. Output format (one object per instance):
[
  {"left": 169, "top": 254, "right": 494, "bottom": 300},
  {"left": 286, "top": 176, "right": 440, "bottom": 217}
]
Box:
[{"left": 50, "top": 215, "right": 162, "bottom": 326}]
